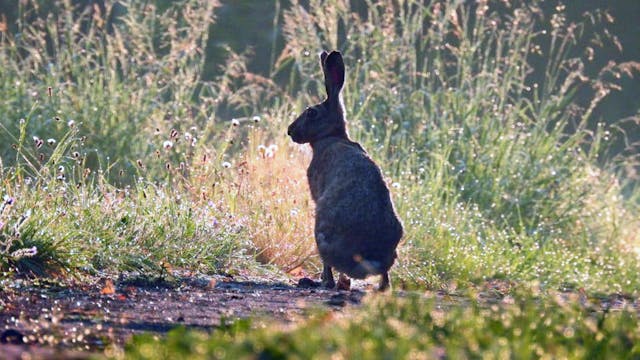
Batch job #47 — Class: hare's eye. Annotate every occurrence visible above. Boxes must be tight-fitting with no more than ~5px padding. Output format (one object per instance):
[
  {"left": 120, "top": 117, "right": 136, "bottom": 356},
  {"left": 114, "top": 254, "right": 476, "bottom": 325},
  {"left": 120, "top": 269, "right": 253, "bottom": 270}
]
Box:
[{"left": 307, "top": 108, "right": 318, "bottom": 118}]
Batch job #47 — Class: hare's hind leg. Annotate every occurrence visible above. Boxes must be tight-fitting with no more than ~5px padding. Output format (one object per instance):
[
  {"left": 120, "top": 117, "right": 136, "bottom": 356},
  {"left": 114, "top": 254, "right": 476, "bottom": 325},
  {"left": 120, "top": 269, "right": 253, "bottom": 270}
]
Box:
[
  {"left": 337, "top": 273, "right": 351, "bottom": 291},
  {"left": 378, "top": 272, "right": 391, "bottom": 292},
  {"left": 321, "top": 264, "right": 335, "bottom": 289}
]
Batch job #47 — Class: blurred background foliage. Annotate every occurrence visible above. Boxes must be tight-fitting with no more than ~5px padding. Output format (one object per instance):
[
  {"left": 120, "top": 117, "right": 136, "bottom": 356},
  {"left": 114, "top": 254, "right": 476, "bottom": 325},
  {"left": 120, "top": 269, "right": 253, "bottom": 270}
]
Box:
[{"left": 1, "top": 0, "right": 638, "bottom": 134}]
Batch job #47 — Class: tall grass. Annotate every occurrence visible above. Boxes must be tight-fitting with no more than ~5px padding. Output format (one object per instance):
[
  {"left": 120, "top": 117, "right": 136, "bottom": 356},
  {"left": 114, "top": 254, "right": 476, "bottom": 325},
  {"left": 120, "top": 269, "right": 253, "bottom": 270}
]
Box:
[
  {"left": 271, "top": 0, "right": 640, "bottom": 292},
  {"left": 0, "top": 110, "right": 254, "bottom": 276},
  {"left": 0, "top": 0, "right": 638, "bottom": 293},
  {"left": 0, "top": 0, "right": 261, "bottom": 277},
  {"left": 0, "top": 0, "right": 223, "bottom": 181}
]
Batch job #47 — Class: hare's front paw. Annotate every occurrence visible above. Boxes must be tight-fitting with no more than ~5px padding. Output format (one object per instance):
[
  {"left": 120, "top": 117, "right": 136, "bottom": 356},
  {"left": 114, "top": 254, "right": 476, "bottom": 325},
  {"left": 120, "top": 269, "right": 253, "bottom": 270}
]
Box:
[{"left": 321, "top": 265, "right": 335, "bottom": 289}]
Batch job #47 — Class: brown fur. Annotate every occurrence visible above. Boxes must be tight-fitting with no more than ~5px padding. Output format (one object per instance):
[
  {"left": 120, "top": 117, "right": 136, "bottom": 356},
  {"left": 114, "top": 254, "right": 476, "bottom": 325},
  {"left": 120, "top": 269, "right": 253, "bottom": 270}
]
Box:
[{"left": 287, "top": 51, "right": 403, "bottom": 291}]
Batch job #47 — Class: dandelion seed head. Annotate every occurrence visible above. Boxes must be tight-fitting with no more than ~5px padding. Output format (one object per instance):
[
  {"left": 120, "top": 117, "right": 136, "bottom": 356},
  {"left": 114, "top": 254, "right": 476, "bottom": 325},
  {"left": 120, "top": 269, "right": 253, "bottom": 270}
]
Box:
[
  {"left": 222, "top": 161, "right": 231, "bottom": 169},
  {"left": 163, "top": 140, "right": 174, "bottom": 150},
  {"left": 231, "top": 118, "right": 240, "bottom": 127}
]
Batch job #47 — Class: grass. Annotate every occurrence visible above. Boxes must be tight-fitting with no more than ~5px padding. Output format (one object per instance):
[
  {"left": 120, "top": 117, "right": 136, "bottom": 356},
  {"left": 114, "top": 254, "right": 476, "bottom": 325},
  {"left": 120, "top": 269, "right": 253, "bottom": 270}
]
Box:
[
  {"left": 119, "top": 290, "right": 640, "bottom": 359},
  {"left": 1, "top": 0, "right": 640, "bottom": 357}
]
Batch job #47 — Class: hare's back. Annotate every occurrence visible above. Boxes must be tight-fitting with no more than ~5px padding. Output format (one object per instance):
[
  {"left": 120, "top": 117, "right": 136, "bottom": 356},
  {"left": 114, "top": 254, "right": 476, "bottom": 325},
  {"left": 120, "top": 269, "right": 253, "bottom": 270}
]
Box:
[{"left": 315, "top": 143, "right": 402, "bottom": 242}]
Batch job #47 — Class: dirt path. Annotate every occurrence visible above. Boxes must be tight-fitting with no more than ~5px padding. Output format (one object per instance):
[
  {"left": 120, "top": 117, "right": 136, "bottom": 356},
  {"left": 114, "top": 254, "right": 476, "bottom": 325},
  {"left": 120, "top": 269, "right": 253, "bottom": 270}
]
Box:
[
  {"left": 2, "top": 275, "right": 638, "bottom": 359},
  {"left": 0, "top": 274, "right": 366, "bottom": 359}
]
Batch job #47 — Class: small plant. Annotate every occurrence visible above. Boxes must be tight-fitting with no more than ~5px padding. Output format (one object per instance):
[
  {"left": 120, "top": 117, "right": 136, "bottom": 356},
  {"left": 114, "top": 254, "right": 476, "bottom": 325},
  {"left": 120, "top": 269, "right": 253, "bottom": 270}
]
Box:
[{"left": 0, "top": 196, "right": 36, "bottom": 272}]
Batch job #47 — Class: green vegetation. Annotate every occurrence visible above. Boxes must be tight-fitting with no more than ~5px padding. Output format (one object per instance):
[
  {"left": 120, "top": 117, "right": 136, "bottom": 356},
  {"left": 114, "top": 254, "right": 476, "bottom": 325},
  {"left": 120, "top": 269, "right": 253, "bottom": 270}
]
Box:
[
  {"left": 1, "top": 0, "right": 639, "bottom": 357},
  {"left": 121, "top": 292, "right": 640, "bottom": 359}
]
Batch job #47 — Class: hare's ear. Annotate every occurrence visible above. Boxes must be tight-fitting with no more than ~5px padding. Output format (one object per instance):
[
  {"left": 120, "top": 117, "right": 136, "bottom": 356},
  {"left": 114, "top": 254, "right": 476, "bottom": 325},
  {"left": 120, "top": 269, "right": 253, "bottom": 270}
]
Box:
[
  {"left": 320, "top": 51, "right": 329, "bottom": 65},
  {"left": 321, "top": 51, "right": 345, "bottom": 101}
]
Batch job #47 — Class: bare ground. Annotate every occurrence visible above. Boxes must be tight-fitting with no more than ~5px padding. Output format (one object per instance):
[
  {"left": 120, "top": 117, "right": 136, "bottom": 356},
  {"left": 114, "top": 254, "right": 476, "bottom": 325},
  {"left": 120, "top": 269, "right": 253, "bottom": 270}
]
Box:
[{"left": 0, "top": 273, "right": 366, "bottom": 359}]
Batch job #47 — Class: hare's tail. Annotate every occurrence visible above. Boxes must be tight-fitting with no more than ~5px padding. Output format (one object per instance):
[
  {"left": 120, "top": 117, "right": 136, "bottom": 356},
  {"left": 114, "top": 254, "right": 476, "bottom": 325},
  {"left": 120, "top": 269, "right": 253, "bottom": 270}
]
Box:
[{"left": 348, "top": 259, "right": 384, "bottom": 279}]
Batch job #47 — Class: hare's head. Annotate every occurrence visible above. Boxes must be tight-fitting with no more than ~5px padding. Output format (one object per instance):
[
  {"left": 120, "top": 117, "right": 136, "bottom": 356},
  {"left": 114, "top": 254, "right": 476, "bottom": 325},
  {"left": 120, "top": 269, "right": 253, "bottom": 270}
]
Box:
[{"left": 288, "top": 51, "right": 348, "bottom": 144}]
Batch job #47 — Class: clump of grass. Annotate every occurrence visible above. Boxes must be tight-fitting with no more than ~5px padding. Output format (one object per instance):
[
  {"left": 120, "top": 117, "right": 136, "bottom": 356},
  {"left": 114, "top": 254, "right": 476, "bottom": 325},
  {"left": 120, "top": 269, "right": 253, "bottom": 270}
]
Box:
[
  {"left": 0, "top": 195, "right": 42, "bottom": 275},
  {"left": 231, "top": 110, "right": 317, "bottom": 273},
  {"left": 119, "top": 291, "right": 640, "bottom": 359},
  {"left": 0, "top": 121, "right": 256, "bottom": 277}
]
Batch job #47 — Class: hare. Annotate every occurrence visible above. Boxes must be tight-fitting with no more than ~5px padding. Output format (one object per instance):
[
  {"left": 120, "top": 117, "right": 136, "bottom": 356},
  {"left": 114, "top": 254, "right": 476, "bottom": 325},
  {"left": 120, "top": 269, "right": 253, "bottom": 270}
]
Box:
[{"left": 287, "top": 51, "right": 403, "bottom": 291}]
